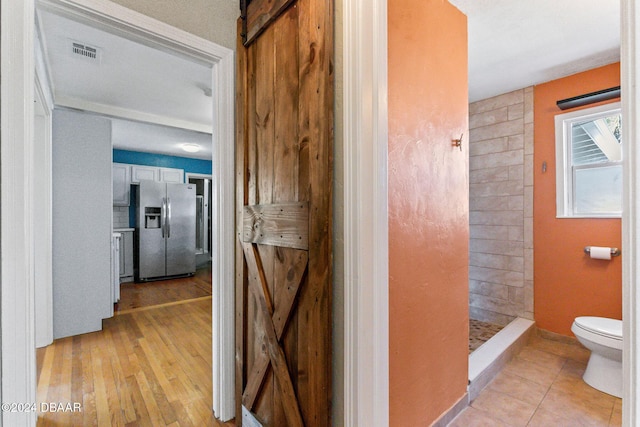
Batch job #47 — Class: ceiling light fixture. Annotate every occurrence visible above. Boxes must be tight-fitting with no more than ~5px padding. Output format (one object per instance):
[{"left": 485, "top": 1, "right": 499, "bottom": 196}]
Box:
[{"left": 181, "top": 143, "right": 201, "bottom": 153}]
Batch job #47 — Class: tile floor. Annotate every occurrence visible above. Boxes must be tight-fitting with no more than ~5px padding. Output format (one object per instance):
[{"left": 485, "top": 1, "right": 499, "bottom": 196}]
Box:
[
  {"left": 469, "top": 319, "right": 505, "bottom": 354},
  {"left": 451, "top": 333, "right": 622, "bottom": 426}
]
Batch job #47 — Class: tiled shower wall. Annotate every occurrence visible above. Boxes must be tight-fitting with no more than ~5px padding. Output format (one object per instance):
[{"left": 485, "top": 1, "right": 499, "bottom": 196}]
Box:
[{"left": 468, "top": 88, "right": 534, "bottom": 325}]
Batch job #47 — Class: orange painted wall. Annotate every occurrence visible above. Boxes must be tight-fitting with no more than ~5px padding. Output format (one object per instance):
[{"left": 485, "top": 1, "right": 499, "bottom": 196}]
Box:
[
  {"left": 534, "top": 63, "right": 622, "bottom": 336},
  {"left": 388, "top": 0, "right": 469, "bottom": 424}
]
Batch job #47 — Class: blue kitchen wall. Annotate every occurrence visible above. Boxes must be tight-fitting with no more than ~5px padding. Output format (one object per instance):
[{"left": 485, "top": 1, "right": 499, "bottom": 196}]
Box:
[
  {"left": 114, "top": 149, "right": 212, "bottom": 227},
  {"left": 113, "top": 149, "right": 212, "bottom": 175}
]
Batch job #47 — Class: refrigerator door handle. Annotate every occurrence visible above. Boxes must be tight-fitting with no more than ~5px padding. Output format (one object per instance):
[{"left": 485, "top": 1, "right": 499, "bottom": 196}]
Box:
[
  {"left": 167, "top": 197, "right": 171, "bottom": 238},
  {"left": 161, "top": 197, "right": 167, "bottom": 238}
]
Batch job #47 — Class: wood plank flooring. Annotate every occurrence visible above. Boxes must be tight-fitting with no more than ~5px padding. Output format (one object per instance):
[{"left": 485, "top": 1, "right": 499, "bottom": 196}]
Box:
[
  {"left": 37, "top": 270, "right": 234, "bottom": 426},
  {"left": 115, "top": 267, "right": 212, "bottom": 313}
]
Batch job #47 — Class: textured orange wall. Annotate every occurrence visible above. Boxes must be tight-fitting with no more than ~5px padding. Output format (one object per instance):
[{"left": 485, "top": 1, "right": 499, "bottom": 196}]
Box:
[
  {"left": 388, "top": 0, "right": 469, "bottom": 424},
  {"left": 534, "top": 63, "right": 622, "bottom": 336}
]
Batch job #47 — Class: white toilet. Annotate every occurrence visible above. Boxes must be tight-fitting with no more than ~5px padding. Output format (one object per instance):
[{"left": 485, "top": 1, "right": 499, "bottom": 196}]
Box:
[{"left": 571, "top": 316, "right": 623, "bottom": 398}]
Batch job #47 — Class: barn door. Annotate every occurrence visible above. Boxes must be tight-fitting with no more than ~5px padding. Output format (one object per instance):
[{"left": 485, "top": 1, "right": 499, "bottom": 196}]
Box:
[{"left": 235, "top": 0, "right": 333, "bottom": 426}]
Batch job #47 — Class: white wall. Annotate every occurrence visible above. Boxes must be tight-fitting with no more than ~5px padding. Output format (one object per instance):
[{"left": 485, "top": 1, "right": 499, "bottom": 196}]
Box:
[
  {"left": 109, "top": 0, "right": 239, "bottom": 51},
  {"left": 52, "top": 108, "right": 113, "bottom": 338}
]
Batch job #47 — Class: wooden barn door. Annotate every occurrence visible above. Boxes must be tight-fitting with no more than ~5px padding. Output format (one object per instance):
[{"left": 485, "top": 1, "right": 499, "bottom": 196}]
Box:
[{"left": 235, "top": 0, "right": 333, "bottom": 426}]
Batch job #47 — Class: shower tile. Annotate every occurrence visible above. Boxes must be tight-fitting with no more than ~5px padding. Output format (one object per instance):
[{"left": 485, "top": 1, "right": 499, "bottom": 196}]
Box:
[
  {"left": 469, "top": 307, "right": 515, "bottom": 326},
  {"left": 470, "top": 196, "right": 510, "bottom": 211},
  {"left": 469, "top": 90, "right": 524, "bottom": 115},
  {"left": 508, "top": 134, "right": 524, "bottom": 151},
  {"left": 469, "top": 137, "right": 509, "bottom": 157},
  {"left": 524, "top": 154, "right": 534, "bottom": 185},
  {"left": 524, "top": 218, "right": 533, "bottom": 247},
  {"left": 508, "top": 226, "right": 524, "bottom": 242},
  {"left": 470, "top": 252, "right": 511, "bottom": 270},
  {"left": 472, "top": 180, "right": 524, "bottom": 198},
  {"left": 469, "top": 149, "right": 523, "bottom": 171},
  {"left": 507, "top": 256, "right": 524, "bottom": 273},
  {"left": 470, "top": 294, "right": 524, "bottom": 317},
  {"left": 508, "top": 195, "right": 524, "bottom": 210},
  {"left": 469, "top": 106, "right": 508, "bottom": 129},
  {"left": 508, "top": 287, "right": 525, "bottom": 304},
  {"left": 524, "top": 284, "right": 534, "bottom": 312},
  {"left": 470, "top": 119, "right": 524, "bottom": 143},
  {"left": 469, "top": 210, "right": 523, "bottom": 226},
  {"left": 470, "top": 282, "right": 509, "bottom": 301},
  {"left": 469, "top": 225, "right": 510, "bottom": 240},
  {"left": 508, "top": 103, "right": 524, "bottom": 121},
  {"left": 524, "top": 90, "right": 534, "bottom": 124},
  {"left": 469, "top": 266, "right": 523, "bottom": 287}
]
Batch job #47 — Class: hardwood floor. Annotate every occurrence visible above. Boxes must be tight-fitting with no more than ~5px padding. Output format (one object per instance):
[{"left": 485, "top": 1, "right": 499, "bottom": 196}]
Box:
[
  {"left": 37, "top": 269, "right": 234, "bottom": 426},
  {"left": 115, "top": 266, "right": 212, "bottom": 313}
]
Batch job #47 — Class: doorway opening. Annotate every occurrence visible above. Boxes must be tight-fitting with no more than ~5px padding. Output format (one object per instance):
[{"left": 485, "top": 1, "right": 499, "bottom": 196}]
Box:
[{"left": 32, "top": 0, "right": 235, "bottom": 422}]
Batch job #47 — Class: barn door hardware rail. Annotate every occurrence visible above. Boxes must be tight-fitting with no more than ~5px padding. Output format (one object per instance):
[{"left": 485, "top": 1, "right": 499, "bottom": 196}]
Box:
[{"left": 556, "top": 86, "right": 621, "bottom": 110}]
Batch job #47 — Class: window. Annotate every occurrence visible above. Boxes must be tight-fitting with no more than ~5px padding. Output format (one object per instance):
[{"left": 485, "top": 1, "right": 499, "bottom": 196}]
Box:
[{"left": 555, "top": 102, "right": 622, "bottom": 218}]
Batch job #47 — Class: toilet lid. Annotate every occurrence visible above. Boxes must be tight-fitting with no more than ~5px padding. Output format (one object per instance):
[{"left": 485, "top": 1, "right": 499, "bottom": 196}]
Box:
[{"left": 574, "top": 316, "right": 622, "bottom": 340}]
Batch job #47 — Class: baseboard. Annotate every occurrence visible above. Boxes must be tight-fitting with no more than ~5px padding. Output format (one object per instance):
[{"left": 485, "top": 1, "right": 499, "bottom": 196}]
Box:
[
  {"left": 468, "top": 317, "right": 536, "bottom": 401},
  {"left": 431, "top": 393, "right": 469, "bottom": 427},
  {"left": 535, "top": 327, "right": 581, "bottom": 345}
]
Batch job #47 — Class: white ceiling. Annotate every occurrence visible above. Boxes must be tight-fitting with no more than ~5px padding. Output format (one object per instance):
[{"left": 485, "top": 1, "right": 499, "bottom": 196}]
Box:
[
  {"left": 37, "top": 9, "right": 213, "bottom": 160},
  {"left": 449, "top": 0, "right": 621, "bottom": 102},
  {"left": 111, "top": 118, "right": 212, "bottom": 158}
]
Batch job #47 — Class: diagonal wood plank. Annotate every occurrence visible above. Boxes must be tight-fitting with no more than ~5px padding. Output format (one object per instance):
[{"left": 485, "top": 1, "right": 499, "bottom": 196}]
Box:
[
  {"left": 241, "top": 242, "right": 308, "bottom": 410},
  {"left": 243, "top": 0, "right": 297, "bottom": 46},
  {"left": 241, "top": 242, "right": 304, "bottom": 427}
]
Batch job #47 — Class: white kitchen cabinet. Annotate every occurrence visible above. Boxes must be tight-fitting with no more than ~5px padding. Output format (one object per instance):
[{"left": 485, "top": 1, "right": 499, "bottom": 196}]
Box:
[
  {"left": 112, "top": 163, "right": 131, "bottom": 206},
  {"left": 131, "top": 165, "right": 158, "bottom": 183},
  {"left": 159, "top": 167, "right": 184, "bottom": 183},
  {"left": 116, "top": 229, "right": 134, "bottom": 283},
  {"left": 130, "top": 165, "right": 184, "bottom": 184}
]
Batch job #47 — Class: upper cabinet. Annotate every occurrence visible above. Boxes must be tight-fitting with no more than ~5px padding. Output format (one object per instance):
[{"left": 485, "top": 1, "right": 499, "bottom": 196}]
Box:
[
  {"left": 113, "top": 163, "right": 131, "bottom": 206},
  {"left": 130, "top": 165, "right": 184, "bottom": 184},
  {"left": 114, "top": 163, "right": 185, "bottom": 206},
  {"left": 130, "top": 165, "right": 158, "bottom": 183},
  {"left": 159, "top": 167, "right": 184, "bottom": 183}
]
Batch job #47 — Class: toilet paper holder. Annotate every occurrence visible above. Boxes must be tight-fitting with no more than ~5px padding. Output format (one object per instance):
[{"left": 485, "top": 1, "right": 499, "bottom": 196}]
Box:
[{"left": 584, "top": 246, "right": 621, "bottom": 257}]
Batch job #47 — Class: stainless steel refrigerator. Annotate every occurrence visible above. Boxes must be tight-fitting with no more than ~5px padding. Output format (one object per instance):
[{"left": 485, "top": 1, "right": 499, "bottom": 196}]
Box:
[{"left": 136, "top": 180, "right": 196, "bottom": 281}]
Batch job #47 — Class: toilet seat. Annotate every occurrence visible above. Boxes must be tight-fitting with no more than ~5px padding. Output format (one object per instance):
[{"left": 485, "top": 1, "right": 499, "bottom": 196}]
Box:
[
  {"left": 574, "top": 316, "right": 622, "bottom": 340},
  {"left": 572, "top": 316, "right": 623, "bottom": 351}
]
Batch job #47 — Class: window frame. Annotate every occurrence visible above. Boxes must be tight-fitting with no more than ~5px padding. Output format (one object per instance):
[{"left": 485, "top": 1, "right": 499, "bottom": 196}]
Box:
[{"left": 555, "top": 101, "right": 622, "bottom": 218}]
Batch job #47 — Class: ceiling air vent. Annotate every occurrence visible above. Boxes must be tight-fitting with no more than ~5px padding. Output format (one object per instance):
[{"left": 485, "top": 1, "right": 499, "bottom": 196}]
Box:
[{"left": 71, "top": 42, "right": 101, "bottom": 62}]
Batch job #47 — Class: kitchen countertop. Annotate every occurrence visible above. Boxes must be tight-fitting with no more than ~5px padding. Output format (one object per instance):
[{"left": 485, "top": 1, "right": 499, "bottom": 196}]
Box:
[{"left": 114, "top": 227, "right": 135, "bottom": 232}]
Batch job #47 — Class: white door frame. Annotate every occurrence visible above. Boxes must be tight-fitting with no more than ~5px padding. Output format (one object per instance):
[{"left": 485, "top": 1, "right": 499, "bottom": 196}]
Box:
[
  {"left": 342, "top": 0, "right": 390, "bottom": 425},
  {"left": 34, "top": 66, "right": 54, "bottom": 349},
  {"left": 1, "top": 0, "right": 236, "bottom": 423},
  {"left": 622, "top": 0, "right": 639, "bottom": 425},
  {"left": 1, "top": 0, "right": 37, "bottom": 425}
]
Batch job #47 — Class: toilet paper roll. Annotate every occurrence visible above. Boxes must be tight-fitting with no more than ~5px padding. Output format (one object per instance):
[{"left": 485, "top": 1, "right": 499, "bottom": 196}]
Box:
[{"left": 589, "top": 246, "right": 612, "bottom": 260}]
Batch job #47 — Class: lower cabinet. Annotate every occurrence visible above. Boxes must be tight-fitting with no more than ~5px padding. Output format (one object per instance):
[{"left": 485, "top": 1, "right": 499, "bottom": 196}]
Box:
[{"left": 118, "top": 230, "right": 134, "bottom": 283}]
